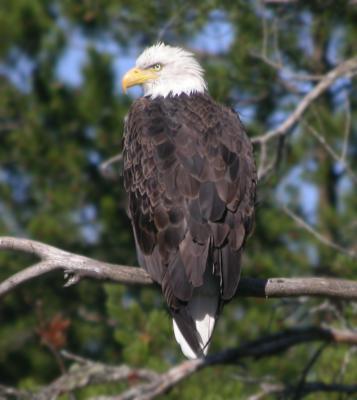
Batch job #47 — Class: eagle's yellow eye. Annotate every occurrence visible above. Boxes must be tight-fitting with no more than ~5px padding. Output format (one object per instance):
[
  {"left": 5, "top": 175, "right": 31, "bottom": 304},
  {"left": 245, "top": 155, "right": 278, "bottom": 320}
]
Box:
[{"left": 152, "top": 63, "right": 162, "bottom": 71}]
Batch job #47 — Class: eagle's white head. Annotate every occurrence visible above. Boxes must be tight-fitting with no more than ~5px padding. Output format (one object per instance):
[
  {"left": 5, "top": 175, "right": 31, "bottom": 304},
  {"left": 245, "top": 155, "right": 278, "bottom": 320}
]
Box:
[{"left": 122, "top": 43, "right": 207, "bottom": 98}]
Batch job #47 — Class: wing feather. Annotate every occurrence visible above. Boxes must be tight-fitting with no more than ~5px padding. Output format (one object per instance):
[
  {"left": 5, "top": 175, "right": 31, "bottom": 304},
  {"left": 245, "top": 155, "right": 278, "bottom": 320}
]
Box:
[{"left": 123, "top": 93, "right": 256, "bottom": 356}]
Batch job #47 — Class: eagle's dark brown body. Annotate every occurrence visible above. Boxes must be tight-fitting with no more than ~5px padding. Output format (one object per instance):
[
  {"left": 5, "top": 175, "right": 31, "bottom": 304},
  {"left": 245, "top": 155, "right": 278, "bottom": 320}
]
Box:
[{"left": 123, "top": 92, "right": 256, "bottom": 355}]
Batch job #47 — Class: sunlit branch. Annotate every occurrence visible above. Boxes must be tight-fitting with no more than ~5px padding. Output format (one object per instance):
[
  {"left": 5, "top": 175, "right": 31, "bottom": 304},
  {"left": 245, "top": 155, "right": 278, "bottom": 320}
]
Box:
[
  {"left": 94, "top": 326, "right": 357, "bottom": 400},
  {"left": 1, "top": 326, "right": 355, "bottom": 400},
  {"left": 252, "top": 56, "right": 357, "bottom": 145},
  {"left": 1, "top": 236, "right": 357, "bottom": 300}
]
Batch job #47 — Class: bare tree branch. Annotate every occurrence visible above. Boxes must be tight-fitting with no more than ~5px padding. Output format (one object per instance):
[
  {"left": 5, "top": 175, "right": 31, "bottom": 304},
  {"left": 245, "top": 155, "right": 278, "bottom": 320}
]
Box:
[
  {"left": 99, "top": 153, "right": 123, "bottom": 180},
  {"left": 282, "top": 206, "right": 357, "bottom": 259},
  {"left": 1, "top": 236, "right": 357, "bottom": 300},
  {"left": 0, "top": 352, "right": 159, "bottom": 400},
  {"left": 252, "top": 56, "right": 357, "bottom": 145},
  {"left": 293, "top": 343, "right": 327, "bottom": 400},
  {"left": 1, "top": 326, "right": 355, "bottom": 400},
  {"left": 0, "top": 384, "right": 30, "bottom": 400},
  {"left": 334, "top": 346, "right": 357, "bottom": 383},
  {"left": 264, "top": 0, "right": 298, "bottom": 4},
  {"left": 0, "top": 236, "right": 153, "bottom": 298},
  {"left": 94, "top": 326, "right": 357, "bottom": 400},
  {"left": 251, "top": 50, "right": 352, "bottom": 83},
  {"left": 341, "top": 97, "right": 351, "bottom": 163},
  {"left": 252, "top": 55, "right": 357, "bottom": 179},
  {"left": 248, "top": 381, "right": 357, "bottom": 400},
  {"left": 304, "top": 121, "right": 357, "bottom": 184}
]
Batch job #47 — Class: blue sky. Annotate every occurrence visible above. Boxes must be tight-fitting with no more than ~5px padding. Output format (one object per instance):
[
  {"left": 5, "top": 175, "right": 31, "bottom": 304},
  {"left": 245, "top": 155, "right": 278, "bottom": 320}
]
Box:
[{"left": 56, "top": 10, "right": 235, "bottom": 96}]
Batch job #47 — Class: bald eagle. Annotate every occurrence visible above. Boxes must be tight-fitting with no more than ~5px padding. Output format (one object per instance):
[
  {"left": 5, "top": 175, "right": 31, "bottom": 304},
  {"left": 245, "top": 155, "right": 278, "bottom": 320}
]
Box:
[{"left": 122, "top": 43, "right": 256, "bottom": 359}]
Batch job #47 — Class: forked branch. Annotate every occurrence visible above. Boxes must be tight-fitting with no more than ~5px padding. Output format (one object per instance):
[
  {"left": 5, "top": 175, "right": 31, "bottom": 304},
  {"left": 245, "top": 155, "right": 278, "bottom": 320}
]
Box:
[
  {"left": 252, "top": 56, "right": 357, "bottom": 145},
  {"left": 1, "top": 326, "right": 355, "bottom": 400},
  {"left": 1, "top": 236, "right": 357, "bottom": 300}
]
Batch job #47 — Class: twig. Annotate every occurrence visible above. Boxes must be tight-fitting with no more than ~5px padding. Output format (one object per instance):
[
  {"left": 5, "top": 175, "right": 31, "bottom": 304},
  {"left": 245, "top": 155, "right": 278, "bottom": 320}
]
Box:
[
  {"left": 257, "top": 141, "right": 268, "bottom": 179},
  {"left": 1, "top": 236, "right": 357, "bottom": 300},
  {"left": 1, "top": 326, "right": 356, "bottom": 400},
  {"left": 251, "top": 51, "right": 328, "bottom": 81},
  {"left": 308, "top": 300, "right": 348, "bottom": 328},
  {"left": 304, "top": 122, "right": 357, "bottom": 184},
  {"left": 93, "top": 326, "right": 357, "bottom": 400},
  {"left": 248, "top": 383, "right": 285, "bottom": 400},
  {"left": 252, "top": 56, "right": 357, "bottom": 181},
  {"left": 252, "top": 56, "right": 357, "bottom": 145},
  {"left": 261, "top": 5, "right": 269, "bottom": 61},
  {"left": 61, "top": 350, "right": 93, "bottom": 364},
  {"left": 272, "top": 15, "right": 283, "bottom": 67},
  {"left": 333, "top": 346, "right": 357, "bottom": 384},
  {"left": 282, "top": 206, "right": 357, "bottom": 259},
  {"left": 248, "top": 382, "right": 357, "bottom": 400},
  {"left": 99, "top": 153, "right": 123, "bottom": 180},
  {"left": 156, "top": 5, "right": 186, "bottom": 41},
  {"left": 257, "top": 134, "right": 286, "bottom": 180},
  {"left": 264, "top": 0, "right": 298, "bottom": 4},
  {"left": 261, "top": 20, "right": 332, "bottom": 82},
  {"left": 341, "top": 97, "right": 351, "bottom": 163},
  {"left": 293, "top": 343, "right": 327, "bottom": 400},
  {"left": 0, "top": 384, "right": 30, "bottom": 400},
  {"left": 35, "top": 360, "right": 158, "bottom": 400}
]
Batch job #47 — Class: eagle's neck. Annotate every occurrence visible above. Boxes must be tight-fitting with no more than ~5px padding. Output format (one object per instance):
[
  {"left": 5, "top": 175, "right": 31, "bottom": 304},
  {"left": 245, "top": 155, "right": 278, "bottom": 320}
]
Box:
[{"left": 143, "top": 75, "right": 207, "bottom": 99}]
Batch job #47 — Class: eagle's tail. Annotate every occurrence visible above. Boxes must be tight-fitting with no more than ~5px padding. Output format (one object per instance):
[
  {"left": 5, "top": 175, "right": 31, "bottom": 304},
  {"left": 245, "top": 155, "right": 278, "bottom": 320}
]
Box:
[{"left": 172, "top": 272, "right": 219, "bottom": 359}]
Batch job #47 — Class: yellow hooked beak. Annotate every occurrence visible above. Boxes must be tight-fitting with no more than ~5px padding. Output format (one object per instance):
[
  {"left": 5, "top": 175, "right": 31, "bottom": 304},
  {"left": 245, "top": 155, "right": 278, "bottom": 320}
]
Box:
[{"left": 122, "top": 67, "right": 157, "bottom": 93}]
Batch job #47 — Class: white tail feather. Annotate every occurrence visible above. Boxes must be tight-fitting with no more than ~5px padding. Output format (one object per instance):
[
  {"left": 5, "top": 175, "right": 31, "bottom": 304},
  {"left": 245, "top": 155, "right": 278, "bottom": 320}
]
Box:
[{"left": 173, "top": 271, "right": 219, "bottom": 359}]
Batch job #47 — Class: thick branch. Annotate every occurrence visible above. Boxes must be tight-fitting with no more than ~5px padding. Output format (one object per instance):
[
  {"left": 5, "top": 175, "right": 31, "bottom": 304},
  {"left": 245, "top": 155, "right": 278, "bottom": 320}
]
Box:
[
  {"left": 0, "top": 236, "right": 152, "bottom": 296},
  {"left": 1, "top": 236, "right": 357, "bottom": 300}
]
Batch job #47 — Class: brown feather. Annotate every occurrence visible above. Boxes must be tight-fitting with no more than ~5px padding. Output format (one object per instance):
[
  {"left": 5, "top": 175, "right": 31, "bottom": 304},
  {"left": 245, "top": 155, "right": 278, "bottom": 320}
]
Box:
[{"left": 123, "top": 93, "right": 257, "bottom": 356}]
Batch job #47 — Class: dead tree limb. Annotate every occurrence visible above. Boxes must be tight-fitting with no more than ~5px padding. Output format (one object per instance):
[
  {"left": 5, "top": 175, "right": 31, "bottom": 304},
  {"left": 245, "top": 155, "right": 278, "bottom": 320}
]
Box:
[
  {"left": 252, "top": 55, "right": 357, "bottom": 146},
  {"left": 251, "top": 55, "right": 357, "bottom": 179},
  {"left": 0, "top": 354, "right": 159, "bottom": 400},
  {"left": 114, "top": 326, "right": 357, "bottom": 400},
  {"left": 1, "top": 236, "right": 357, "bottom": 300},
  {"left": 0, "top": 326, "right": 356, "bottom": 400}
]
